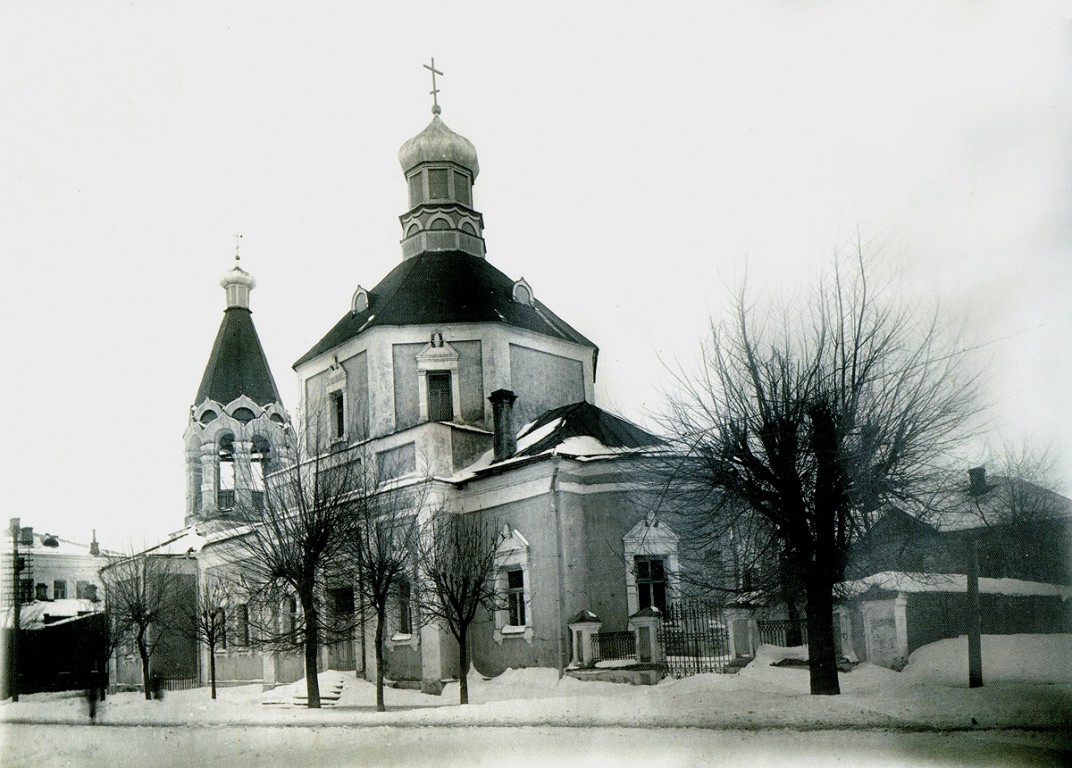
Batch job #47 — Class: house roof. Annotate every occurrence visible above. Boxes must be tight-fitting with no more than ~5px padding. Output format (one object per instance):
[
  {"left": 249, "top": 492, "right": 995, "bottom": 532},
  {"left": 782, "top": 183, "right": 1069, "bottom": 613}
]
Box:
[
  {"left": 931, "top": 474, "right": 1072, "bottom": 532},
  {"left": 512, "top": 401, "right": 665, "bottom": 458},
  {"left": 294, "top": 251, "right": 596, "bottom": 368},
  {"left": 195, "top": 307, "right": 282, "bottom": 407},
  {"left": 838, "top": 571, "right": 1072, "bottom": 600},
  {"left": 451, "top": 401, "right": 665, "bottom": 482}
]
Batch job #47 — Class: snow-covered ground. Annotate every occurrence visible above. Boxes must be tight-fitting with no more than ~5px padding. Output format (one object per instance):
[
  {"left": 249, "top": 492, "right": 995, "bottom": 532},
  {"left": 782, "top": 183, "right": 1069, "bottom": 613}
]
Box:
[{"left": 2, "top": 635, "right": 1070, "bottom": 734}]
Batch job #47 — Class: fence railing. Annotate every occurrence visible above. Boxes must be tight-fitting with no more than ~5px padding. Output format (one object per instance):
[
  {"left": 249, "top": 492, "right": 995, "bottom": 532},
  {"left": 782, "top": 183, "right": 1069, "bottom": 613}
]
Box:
[
  {"left": 592, "top": 631, "right": 636, "bottom": 662},
  {"left": 662, "top": 600, "right": 731, "bottom": 677},
  {"left": 756, "top": 618, "right": 808, "bottom": 647},
  {"left": 159, "top": 676, "right": 199, "bottom": 692}
]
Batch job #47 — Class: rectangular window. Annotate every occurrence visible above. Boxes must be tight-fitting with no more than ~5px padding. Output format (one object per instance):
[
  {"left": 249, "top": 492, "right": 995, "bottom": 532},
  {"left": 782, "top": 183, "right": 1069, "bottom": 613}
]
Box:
[
  {"left": 35, "top": 583, "right": 48, "bottom": 601},
  {"left": 408, "top": 173, "right": 422, "bottom": 206},
  {"left": 76, "top": 581, "right": 98, "bottom": 601},
  {"left": 397, "top": 577, "right": 412, "bottom": 635},
  {"left": 331, "top": 391, "right": 346, "bottom": 439},
  {"left": 428, "top": 168, "right": 448, "bottom": 199},
  {"left": 506, "top": 568, "right": 526, "bottom": 627},
  {"left": 216, "top": 609, "right": 227, "bottom": 650},
  {"left": 427, "top": 371, "right": 453, "bottom": 421},
  {"left": 53, "top": 580, "right": 67, "bottom": 600},
  {"left": 376, "top": 442, "right": 417, "bottom": 482},
  {"left": 453, "top": 170, "right": 470, "bottom": 206},
  {"left": 285, "top": 596, "right": 299, "bottom": 641},
  {"left": 635, "top": 556, "right": 667, "bottom": 613},
  {"left": 236, "top": 603, "right": 250, "bottom": 646}
]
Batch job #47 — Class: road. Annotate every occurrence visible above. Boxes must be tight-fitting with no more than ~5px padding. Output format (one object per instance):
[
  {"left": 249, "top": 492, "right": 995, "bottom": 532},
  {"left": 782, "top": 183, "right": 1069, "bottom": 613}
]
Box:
[{"left": 1, "top": 723, "right": 1069, "bottom": 767}]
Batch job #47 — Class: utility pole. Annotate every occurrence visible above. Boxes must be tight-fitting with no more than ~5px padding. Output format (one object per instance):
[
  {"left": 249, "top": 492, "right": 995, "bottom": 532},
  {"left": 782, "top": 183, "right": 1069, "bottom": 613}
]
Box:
[
  {"left": 9, "top": 518, "right": 21, "bottom": 702},
  {"left": 966, "top": 535, "right": 983, "bottom": 688}
]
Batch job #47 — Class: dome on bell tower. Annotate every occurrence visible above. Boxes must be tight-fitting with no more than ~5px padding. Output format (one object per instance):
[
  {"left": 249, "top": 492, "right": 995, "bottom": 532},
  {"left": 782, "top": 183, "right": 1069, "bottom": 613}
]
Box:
[{"left": 398, "top": 115, "right": 480, "bottom": 179}]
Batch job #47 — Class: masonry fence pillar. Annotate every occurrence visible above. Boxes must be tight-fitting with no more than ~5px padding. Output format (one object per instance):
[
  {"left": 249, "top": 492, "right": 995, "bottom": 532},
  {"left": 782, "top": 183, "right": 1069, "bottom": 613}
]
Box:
[
  {"left": 628, "top": 608, "right": 664, "bottom": 665},
  {"left": 567, "top": 610, "right": 602, "bottom": 668}
]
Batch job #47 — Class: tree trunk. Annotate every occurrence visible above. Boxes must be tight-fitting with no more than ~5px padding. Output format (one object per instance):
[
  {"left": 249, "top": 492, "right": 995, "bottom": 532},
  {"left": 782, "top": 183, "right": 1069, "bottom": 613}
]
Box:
[
  {"left": 804, "top": 578, "right": 840, "bottom": 695},
  {"left": 458, "top": 624, "right": 469, "bottom": 705},
  {"left": 139, "top": 636, "right": 152, "bottom": 701},
  {"left": 375, "top": 606, "right": 386, "bottom": 712},
  {"left": 303, "top": 595, "right": 321, "bottom": 708},
  {"left": 209, "top": 642, "right": 217, "bottom": 700}
]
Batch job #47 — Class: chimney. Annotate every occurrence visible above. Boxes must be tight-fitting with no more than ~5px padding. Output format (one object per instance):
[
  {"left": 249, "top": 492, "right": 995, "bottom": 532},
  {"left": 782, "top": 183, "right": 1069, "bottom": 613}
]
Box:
[
  {"left": 968, "top": 466, "right": 987, "bottom": 496},
  {"left": 489, "top": 389, "right": 518, "bottom": 462},
  {"left": 90, "top": 529, "right": 99, "bottom": 556}
]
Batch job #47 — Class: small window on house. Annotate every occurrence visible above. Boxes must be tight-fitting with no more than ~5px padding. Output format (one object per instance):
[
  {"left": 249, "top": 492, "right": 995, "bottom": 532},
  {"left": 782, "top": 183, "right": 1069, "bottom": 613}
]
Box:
[
  {"left": 397, "top": 577, "right": 412, "bottom": 635},
  {"left": 331, "top": 391, "right": 346, "bottom": 440},
  {"left": 506, "top": 568, "right": 526, "bottom": 627},
  {"left": 236, "top": 603, "right": 250, "bottom": 646},
  {"left": 35, "top": 583, "right": 48, "bottom": 601},
  {"left": 76, "top": 581, "right": 98, "bottom": 602},
  {"left": 427, "top": 371, "right": 453, "bottom": 421},
  {"left": 635, "top": 556, "right": 668, "bottom": 614},
  {"left": 428, "top": 168, "right": 448, "bottom": 199},
  {"left": 53, "top": 580, "right": 67, "bottom": 600},
  {"left": 17, "top": 580, "right": 33, "bottom": 604}
]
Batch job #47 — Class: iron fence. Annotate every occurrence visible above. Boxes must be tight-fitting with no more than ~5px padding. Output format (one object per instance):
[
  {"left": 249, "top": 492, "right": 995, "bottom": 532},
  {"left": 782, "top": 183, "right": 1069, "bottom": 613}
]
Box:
[
  {"left": 662, "top": 600, "right": 732, "bottom": 677},
  {"left": 592, "top": 631, "right": 636, "bottom": 662},
  {"left": 756, "top": 618, "right": 808, "bottom": 647}
]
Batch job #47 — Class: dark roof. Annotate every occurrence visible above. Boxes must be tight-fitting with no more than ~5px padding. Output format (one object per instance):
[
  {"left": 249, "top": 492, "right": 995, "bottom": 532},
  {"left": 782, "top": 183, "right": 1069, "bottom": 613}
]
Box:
[
  {"left": 195, "top": 307, "right": 282, "bottom": 407},
  {"left": 514, "top": 400, "right": 664, "bottom": 458},
  {"left": 294, "top": 251, "right": 596, "bottom": 368}
]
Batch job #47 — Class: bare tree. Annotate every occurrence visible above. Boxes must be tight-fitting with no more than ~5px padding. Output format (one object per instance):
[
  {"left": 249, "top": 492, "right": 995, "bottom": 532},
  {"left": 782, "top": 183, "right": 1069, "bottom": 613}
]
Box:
[
  {"left": 416, "top": 512, "right": 502, "bottom": 705},
  {"left": 350, "top": 467, "right": 425, "bottom": 712},
  {"left": 233, "top": 413, "right": 361, "bottom": 708},
  {"left": 183, "top": 575, "right": 229, "bottom": 699},
  {"left": 99, "top": 551, "right": 181, "bottom": 700},
  {"left": 967, "top": 442, "right": 1072, "bottom": 584},
  {"left": 661, "top": 249, "right": 978, "bottom": 694}
]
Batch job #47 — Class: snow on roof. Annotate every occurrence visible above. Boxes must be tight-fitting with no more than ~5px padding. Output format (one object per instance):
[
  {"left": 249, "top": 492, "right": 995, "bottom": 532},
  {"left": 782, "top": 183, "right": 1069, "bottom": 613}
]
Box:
[
  {"left": 838, "top": 571, "right": 1072, "bottom": 600},
  {"left": 450, "top": 402, "right": 669, "bottom": 483},
  {"left": 929, "top": 474, "right": 1072, "bottom": 532},
  {"left": 3, "top": 599, "right": 102, "bottom": 629}
]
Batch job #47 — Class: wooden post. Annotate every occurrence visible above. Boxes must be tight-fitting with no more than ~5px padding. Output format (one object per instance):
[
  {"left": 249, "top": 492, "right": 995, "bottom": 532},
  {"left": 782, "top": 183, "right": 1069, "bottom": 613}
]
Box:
[{"left": 967, "top": 536, "right": 983, "bottom": 688}]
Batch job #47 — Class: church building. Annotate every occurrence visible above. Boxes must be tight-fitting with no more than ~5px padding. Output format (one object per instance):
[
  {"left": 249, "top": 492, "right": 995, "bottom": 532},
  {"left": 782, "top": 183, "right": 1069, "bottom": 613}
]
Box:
[{"left": 180, "top": 86, "right": 677, "bottom": 693}]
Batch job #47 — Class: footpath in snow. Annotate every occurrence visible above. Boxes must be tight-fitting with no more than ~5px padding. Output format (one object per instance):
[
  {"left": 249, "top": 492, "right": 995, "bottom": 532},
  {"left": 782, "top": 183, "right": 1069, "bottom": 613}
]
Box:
[{"left": 2, "top": 635, "right": 1071, "bottom": 733}]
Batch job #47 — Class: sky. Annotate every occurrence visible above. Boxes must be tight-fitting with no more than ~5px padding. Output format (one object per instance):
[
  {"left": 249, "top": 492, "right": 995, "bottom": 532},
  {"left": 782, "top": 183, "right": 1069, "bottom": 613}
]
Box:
[{"left": 2, "top": 1, "right": 1071, "bottom": 548}]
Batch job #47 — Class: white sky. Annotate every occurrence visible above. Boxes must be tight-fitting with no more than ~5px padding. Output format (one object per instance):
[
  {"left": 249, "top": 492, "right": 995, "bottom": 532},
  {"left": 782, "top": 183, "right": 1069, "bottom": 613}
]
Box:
[{"left": 2, "top": 1, "right": 1070, "bottom": 548}]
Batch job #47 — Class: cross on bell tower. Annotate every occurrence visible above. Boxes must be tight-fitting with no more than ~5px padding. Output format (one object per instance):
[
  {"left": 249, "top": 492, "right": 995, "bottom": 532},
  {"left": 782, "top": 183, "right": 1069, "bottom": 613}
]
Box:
[{"left": 424, "top": 57, "right": 443, "bottom": 115}]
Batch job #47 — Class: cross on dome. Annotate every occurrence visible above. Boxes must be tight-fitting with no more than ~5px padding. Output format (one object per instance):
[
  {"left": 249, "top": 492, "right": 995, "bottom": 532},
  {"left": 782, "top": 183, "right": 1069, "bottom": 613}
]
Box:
[{"left": 424, "top": 57, "right": 443, "bottom": 115}]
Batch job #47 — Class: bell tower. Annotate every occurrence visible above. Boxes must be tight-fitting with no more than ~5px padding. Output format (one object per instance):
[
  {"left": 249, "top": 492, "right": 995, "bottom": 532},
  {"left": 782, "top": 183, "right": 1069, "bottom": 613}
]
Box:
[
  {"left": 183, "top": 253, "right": 290, "bottom": 527},
  {"left": 397, "top": 59, "right": 485, "bottom": 260}
]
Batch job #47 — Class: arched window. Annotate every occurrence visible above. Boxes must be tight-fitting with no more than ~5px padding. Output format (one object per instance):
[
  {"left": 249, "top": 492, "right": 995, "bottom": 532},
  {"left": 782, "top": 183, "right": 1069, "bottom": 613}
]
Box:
[
  {"left": 217, "top": 433, "right": 235, "bottom": 511},
  {"left": 251, "top": 435, "right": 271, "bottom": 513}
]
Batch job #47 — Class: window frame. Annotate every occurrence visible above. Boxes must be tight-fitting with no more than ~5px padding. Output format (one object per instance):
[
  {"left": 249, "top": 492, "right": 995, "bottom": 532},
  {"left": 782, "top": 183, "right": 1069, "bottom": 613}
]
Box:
[{"left": 493, "top": 527, "right": 533, "bottom": 644}]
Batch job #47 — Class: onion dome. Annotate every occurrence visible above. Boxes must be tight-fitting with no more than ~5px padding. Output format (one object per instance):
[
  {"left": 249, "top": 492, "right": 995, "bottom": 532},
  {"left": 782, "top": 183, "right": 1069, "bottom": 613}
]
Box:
[
  {"left": 220, "top": 264, "right": 256, "bottom": 309},
  {"left": 398, "top": 115, "right": 480, "bottom": 179}
]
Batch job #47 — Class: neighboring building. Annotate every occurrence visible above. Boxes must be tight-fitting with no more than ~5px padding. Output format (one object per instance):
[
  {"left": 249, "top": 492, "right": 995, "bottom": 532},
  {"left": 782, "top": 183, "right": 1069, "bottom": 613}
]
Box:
[
  {"left": 1, "top": 525, "right": 105, "bottom": 611},
  {"left": 1, "top": 524, "right": 107, "bottom": 695},
  {"left": 837, "top": 467, "right": 1072, "bottom": 668}
]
